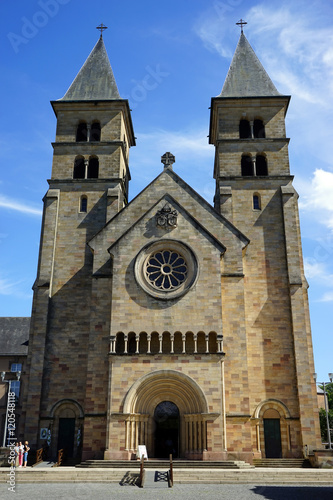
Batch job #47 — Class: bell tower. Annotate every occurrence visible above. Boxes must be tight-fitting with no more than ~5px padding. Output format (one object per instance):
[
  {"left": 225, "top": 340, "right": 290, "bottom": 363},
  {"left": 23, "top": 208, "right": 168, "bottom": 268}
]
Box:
[
  {"left": 209, "top": 28, "right": 321, "bottom": 455},
  {"left": 23, "top": 32, "right": 135, "bottom": 453}
]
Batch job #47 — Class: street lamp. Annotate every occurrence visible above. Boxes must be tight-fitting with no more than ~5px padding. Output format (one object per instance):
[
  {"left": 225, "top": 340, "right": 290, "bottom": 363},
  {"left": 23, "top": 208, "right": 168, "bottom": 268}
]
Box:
[
  {"left": 314, "top": 372, "right": 333, "bottom": 450},
  {"left": 1, "top": 371, "right": 21, "bottom": 448}
]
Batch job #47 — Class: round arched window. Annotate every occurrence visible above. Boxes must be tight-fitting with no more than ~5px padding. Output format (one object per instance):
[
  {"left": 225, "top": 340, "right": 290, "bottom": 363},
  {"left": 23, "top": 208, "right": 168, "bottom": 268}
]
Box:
[{"left": 135, "top": 240, "right": 198, "bottom": 300}]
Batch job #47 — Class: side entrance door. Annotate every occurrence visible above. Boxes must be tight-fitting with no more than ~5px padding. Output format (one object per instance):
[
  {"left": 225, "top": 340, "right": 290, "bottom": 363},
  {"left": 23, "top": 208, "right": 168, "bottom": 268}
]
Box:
[
  {"left": 264, "top": 418, "right": 282, "bottom": 458},
  {"left": 57, "top": 417, "right": 75, "bottom": 458}
]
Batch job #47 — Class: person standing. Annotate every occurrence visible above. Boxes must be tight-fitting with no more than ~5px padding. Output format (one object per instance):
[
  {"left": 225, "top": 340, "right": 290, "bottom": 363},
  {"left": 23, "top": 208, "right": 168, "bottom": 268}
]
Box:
[
  {"left": 18, "top": 441, "right": 23, "bottom": 467},
  {"left": 14, "top": 443, "right": 19, "bottom": 468},
  {"left": 23, "top": 441, "right": 30, "bottom": 468}
]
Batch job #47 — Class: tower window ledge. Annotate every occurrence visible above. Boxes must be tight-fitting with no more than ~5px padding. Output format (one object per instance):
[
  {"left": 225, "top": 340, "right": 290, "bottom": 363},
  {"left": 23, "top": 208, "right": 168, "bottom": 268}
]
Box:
[
  {"left": 217, "top": 138, "right": 289, "bottom": 143},
  {"left": 109, "top": 351, "right": 225, "bottom": 356}
]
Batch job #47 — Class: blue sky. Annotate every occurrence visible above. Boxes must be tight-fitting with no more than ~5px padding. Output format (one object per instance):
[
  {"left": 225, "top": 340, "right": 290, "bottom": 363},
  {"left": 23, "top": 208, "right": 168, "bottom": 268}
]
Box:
[{"left": 0, "top": 0, "right": 332, "bottom": 382}]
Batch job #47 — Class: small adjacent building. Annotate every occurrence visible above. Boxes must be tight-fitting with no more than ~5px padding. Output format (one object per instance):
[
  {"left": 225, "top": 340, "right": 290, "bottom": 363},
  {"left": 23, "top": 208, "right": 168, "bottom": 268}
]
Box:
[{"left": 0, "top": 318, "right": 29, "bottom": 446}]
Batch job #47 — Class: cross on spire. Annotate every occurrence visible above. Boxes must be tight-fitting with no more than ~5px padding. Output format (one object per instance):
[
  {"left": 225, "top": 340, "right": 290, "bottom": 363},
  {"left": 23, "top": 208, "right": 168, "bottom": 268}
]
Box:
[
  {"left": 161, "top": 152, "right": 175, "bottom": 170},
  {"left": 236, "top": 19, "right": 247, "bottom": 34},
  {"left": 96, "top": 23, "right": 108, "bottom": 37}
]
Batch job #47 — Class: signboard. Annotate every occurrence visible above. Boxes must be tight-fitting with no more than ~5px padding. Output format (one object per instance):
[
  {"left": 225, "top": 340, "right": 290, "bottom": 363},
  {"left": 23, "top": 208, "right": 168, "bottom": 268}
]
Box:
[
  {"left": 40, "top": 428, "right": 48, "bottom": 439},
  {"left": 137, "top": 445, "right": 148, "bottom": 460}
]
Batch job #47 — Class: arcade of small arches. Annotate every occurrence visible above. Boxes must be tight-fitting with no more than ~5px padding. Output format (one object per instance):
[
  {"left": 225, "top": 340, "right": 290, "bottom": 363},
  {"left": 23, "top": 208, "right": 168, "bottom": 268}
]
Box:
[
  {"left": 73, "top": 155, "right": 99, "bottom": 179},
  {"left": 239, "top": 118, "right": 265, "bottom": 139},
  {"left": 110, "top": 331, "right": 223, "bottom": 355},
  {"left": 76, "top": 121, "right": 101, "bottom": 142},
  {"left": 241, "top": 153, "right": 268, "bottom": 177}
]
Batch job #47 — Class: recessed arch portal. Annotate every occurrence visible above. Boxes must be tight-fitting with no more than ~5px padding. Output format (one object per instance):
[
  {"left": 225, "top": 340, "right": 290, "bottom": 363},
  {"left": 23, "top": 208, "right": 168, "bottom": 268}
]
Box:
[
  {"left": 121, "top": 370, "right": 211, "bottom": 458},
  {"left": 123, "top": 369, "right": 208, "bottom": 415}
]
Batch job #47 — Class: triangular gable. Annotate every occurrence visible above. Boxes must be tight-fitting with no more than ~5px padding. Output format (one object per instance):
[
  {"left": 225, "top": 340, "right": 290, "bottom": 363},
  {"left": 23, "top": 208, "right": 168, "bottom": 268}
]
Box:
[
  {"left": 88, "top": 168, "right": 249, "bottom": 253},
  {"left": 107, "top": 194, "right": 227, "bottom": 255}
]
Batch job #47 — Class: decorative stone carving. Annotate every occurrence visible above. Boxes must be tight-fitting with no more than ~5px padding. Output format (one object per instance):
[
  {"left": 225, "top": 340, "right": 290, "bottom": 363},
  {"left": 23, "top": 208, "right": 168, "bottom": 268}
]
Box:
[{"left": 156, "top": 203, "right": 178, "bottom": 228}]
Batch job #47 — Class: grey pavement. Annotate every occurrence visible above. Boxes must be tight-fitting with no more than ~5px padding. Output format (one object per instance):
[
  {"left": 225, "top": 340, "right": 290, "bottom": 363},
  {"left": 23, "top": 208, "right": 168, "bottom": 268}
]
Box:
[{"left": 1, "top": 483, "right": 333, "bottom": 500}]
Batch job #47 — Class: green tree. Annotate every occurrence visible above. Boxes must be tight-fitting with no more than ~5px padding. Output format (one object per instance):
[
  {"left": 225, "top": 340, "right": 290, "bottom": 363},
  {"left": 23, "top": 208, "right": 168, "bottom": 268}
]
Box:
[
  {"left": 318, "top": 382, "right": 333, "bottom": 443},
  {"left": 319, "top": 408, "right": 333, "bottom": 442}
]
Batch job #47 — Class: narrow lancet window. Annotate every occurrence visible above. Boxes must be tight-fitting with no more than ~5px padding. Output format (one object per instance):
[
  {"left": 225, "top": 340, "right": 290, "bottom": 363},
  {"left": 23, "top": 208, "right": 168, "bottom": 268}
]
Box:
[
  {"left": 73, "top": 156, "right": 85, "bottom": 179},
  {"left": 80, "top": 195, "right": 88, "bottom": 213},
  {"left": 256, "top": 155, "right": 268, "bottom": 176},
  {"left": 87, "top": 156, "right": 99, "bottom": 178},
  {"left": 76, "top": 122, "right": 87, "bottom": 142},
  {"left": 253, "top": 194, "right": 261, "bottom": 210},
  {"left": 91, "top": 122, "right": 101, "bottom": 142},
  {"left": 241, "top": 155, "right": 254, "bottom": 176},
  {"left": 239, "top": 119, "right": 251, "bottom": 139},
  {"left": 253, "top": 119, "right": 265, "bottom": 138}
]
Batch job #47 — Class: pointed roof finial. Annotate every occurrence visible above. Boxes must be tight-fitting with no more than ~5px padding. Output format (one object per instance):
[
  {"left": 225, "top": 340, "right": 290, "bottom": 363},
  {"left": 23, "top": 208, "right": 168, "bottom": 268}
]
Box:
[
  {"left": 96, "top": 23, "right": 108, "bottom": 37},
  {"left": 236, "top": 19, "right": 247, "bottom": 34}
]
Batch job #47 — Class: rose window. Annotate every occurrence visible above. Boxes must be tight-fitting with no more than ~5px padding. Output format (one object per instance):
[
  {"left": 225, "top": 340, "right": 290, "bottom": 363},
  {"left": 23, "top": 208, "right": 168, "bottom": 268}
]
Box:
[
  {"left": 145, "top": 250, "right": 187, "bottom": 290},
  {"left": 135, "top": 240, "right": 198, "bottom": 300}
]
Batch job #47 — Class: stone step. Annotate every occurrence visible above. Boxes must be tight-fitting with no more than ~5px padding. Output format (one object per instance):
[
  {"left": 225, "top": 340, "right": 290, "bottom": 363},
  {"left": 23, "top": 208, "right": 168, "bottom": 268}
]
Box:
[
  {"left": 253, "top": 458, "right": 311, "bottom": 468},
  {"left": 78, "top": 459, "right": 253, "bottom": 469}
]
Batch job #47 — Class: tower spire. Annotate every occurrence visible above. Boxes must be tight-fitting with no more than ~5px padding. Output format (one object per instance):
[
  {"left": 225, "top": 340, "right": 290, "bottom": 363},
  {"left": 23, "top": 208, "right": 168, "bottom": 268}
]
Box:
[
  {"left": 218, "top": 31, "right": 282, "bottom": 97},
  {"left": 59, "top": 35, "right": 120, "bottom": 101}
]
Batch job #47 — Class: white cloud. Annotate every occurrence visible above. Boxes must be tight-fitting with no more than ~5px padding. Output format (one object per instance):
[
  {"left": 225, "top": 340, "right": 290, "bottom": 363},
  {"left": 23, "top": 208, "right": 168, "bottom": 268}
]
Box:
[
  {"left": 299, "top": 169, "right": 333, "bottom": 228},
  {"left": 130, "top": 127, "right": 214, "bottom": 200},
  {"left": 0, "top": 194, "right": 42, "bottom": 217},
  {"left": 320, "top": 291, "right": 333, "bottom": 303},
  {"left": 0, "top": 276, "right": 23, "bottom": 296},
  {"left": 304, "top": 258, "right": 326, "bottom": 280}
]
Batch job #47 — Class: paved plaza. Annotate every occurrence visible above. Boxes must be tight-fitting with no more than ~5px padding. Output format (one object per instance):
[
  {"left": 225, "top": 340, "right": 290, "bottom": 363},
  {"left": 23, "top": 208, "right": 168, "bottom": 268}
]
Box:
[{"left": 1, "top": 483, "right": 333, "bottom": 500}]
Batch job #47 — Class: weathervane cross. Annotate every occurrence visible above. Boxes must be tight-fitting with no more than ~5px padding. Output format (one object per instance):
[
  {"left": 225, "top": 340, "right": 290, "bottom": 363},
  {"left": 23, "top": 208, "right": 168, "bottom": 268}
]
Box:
[
  {"left": 161, "top": 152, "right": 176, "bottom": 169},
  {"left": 96, "top": 23, "right": 108, "bottom": 36},
  {"left": 236, "top": 19, "right": 247, "bottom": 33}
]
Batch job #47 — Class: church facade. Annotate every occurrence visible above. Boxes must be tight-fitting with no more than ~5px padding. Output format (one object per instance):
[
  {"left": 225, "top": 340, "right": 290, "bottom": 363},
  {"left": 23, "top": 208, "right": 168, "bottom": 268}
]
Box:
[{"left": 20, "top": 31, "right": 322, "bottom": 463}]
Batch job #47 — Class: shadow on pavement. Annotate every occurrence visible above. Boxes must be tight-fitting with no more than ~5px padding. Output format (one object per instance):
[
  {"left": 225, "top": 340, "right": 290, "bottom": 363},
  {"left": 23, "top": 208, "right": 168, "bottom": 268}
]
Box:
[{"left": 252, "top": 485, "right": 333, "bottom": 500}]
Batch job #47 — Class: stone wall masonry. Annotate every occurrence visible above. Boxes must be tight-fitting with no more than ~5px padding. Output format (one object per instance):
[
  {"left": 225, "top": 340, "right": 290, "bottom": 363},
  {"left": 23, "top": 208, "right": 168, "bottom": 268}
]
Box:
[
  {"left": 217, "top": 143, "right": 290, "bottom": 177},
  {"left": 217, "top": 102, "right": 287, "bottom": 140},
  {"left": 52, "top": 101, "right": 133, "bottom": 147},
  {"left": 51, "top": 144, "right": 125, "bottom": 180}
]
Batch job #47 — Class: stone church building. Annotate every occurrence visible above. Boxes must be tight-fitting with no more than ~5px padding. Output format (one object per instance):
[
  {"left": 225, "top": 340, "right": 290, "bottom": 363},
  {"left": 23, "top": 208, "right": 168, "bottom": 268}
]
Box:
[{"left": 18, "top": 30, "right": 322, "bottom": 463}]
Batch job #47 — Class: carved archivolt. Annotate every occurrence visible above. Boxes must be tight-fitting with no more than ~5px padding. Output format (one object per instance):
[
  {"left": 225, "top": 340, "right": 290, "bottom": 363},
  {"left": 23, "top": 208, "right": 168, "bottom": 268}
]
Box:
[{"left": 122, "top": 369, "right": 208, "bottom": 415}]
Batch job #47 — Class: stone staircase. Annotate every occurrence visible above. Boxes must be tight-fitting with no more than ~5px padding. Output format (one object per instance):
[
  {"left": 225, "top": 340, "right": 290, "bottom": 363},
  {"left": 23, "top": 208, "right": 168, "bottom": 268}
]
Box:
[
  {"left": 1, "top": 465, "right": 333, "bottom": 485},
  {"left": 253, "top": 458, "right": 311, "bottom": 468}
]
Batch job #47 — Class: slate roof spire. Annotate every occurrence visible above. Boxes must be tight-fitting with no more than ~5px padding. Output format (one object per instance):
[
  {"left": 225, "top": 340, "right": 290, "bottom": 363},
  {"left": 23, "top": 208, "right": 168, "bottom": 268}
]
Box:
[
  {"left": 219, "top": 32, "right": 282, "bottom": 98},
  {"left": 60, "top": 35, "right": 121, "bottom": 101}
]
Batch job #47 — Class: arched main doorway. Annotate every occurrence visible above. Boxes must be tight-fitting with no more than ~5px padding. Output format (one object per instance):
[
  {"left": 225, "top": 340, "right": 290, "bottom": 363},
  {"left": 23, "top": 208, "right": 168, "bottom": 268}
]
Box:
[
  {"left": 154, "top": 401, "right": 179, "bottom": 458},
  {"left": 121, "top": 369, "right": 210, "bottom": 459}
]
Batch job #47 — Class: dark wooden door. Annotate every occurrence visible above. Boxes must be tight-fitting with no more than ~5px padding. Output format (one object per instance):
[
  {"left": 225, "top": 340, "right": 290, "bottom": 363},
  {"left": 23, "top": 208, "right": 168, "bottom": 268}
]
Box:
[
  {"left": 57, "top": 418, "right": 75, "bottom": 458},
  {"left": 154, "top": 402, "right": 179, "bottom": 458},
  {"left": 264, "top": 418, "right": 282, "bottom": 458}
]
